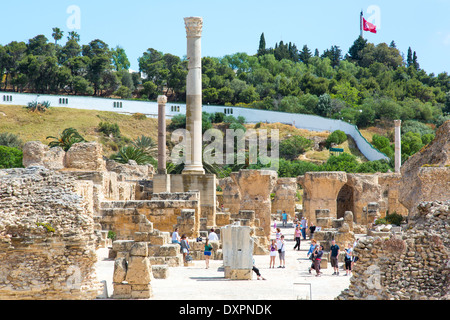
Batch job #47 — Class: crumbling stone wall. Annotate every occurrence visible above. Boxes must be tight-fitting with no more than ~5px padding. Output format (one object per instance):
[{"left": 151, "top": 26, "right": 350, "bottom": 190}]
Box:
[
  {"left": 99, "top": 192, "right": 201, "bottom": 239},
  {"left": 0, "top": 167, "right": 100, "bottom": 300},
  {"left": 271, "top": 178, "right": 297, "bottom": 217},
  {"left": 337, "top": 200, "right": 449, "bottom": 300}
]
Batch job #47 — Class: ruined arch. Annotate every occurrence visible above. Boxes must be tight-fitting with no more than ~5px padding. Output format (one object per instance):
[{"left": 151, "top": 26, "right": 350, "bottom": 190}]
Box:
[{"left": 337, "top": 183, "right": 354, "bottom": 220}]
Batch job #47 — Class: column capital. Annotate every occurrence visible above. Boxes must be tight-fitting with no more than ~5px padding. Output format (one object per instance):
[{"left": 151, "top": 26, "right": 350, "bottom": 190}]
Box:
[
  {"left": 184, "top": 17, "right": 203, "bottom": 37},
  {"left": 394, "top": 119, "right": 402, "bottom": 127},
  {"left": 157, "top": 95, "right": 167, "bottom": 104}
]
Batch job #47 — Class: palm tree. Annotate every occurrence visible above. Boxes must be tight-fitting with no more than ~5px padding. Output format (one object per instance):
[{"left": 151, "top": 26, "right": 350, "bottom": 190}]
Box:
[
  {"left": 112, "top": 145, "right": 156, "bottom": 166},
  {"left": 47, "top": 128, "right": 86, "bottom": 151},
  {"left": 132, "top": 135, "right": 157, "bottom": 157},
  {"left": 52, "top": 27, "right": 64, "bottom": 45}
]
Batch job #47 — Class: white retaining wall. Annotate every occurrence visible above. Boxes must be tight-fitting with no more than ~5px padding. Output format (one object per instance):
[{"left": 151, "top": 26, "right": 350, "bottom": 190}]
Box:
[{"left": 0, "top": 91, "right": 389, "bottom": 161}]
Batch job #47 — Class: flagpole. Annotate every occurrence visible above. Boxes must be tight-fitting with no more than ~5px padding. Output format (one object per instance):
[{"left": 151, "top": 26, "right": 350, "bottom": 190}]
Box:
[{"left": 360, "top": 10, "right": 364, "bottom": 39}]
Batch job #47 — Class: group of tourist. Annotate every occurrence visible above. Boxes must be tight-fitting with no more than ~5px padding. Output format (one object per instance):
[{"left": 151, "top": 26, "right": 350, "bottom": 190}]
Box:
[
  {"left": 272, "top": 216, "right": 358, "bottom": 277},
  {"left": 171, "top": 227, "right": 219, "bottom": 269},
  {"left": 170, "top": 213, "right": 359, "bottom": 280}
]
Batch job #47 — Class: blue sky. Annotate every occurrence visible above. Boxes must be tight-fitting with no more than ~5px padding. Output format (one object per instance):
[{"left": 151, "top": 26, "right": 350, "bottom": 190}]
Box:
[{"left": 1, "top": 0, "right": 450, "bottom": 75}]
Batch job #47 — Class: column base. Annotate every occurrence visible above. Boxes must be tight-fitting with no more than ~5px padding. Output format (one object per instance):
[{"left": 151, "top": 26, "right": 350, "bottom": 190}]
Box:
[{"left": 182, "top": 166, "right": 205, "bottom": 175}]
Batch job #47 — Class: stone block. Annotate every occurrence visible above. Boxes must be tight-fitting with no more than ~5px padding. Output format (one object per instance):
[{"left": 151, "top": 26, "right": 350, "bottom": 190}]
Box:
[
  {"left": 131, "top": 284, "right": 152, "bottom": 299},
  {"left": 125, "top": 256, "right": 152, "bottom": 285},
  {"left": 113, "top": 258, "right": 127, "bottom": 283},
  {"left": 112, "top": 240, "right": 135, "bottom": 253},
  {"left": 229, "top": 269, "right": 252, "bottom": 280},
  {"left": 152, "top": 265, "right": 169, "bottom": 279},
  {"left": 64, "top": 142, "right": 105, "bottom": 171},
  {"left": 113, "top": 283, "right": 132, "bottom": 299},
  {"left": 158, "top": 244, "right": 179, "bottom": 257},
  {"left": 130, "top": 242, "right": 148, "bottom": 257}
]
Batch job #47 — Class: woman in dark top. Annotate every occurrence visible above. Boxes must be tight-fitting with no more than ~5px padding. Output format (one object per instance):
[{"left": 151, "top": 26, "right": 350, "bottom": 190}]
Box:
[{"left": 313, "top": 245, "right": 324, "bottom": 277}]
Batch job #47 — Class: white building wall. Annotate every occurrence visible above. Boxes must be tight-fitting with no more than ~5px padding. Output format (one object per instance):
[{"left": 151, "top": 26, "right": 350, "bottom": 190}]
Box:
[{"left": 0, "top": 91, "right": 388, "bottom": 161}]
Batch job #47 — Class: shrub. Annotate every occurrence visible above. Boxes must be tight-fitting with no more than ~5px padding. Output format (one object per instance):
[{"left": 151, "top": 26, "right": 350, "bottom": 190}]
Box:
[
  {"left": 168, "top": 114, "right": 186, "bottom": 131},
  {"left": 0, "top": 132, "right": 23, "bottom": 149},
  {"left": 0, "top": 146, "right": 23, "bottom": 169},
  {"left": 132, "top": 113, "right": 147, "bottom": 120},
  {"left": 325, "top": 130, "right": 347, "bottom": 148},
  {"left": 385, "top": 212, "right": 404, "bottom": 226},
  {"left": 279, "top": 136, "right": 313, "bottom": 160},
  {"left": 98, "top": 122, "right": 121, "bottom": 138}
]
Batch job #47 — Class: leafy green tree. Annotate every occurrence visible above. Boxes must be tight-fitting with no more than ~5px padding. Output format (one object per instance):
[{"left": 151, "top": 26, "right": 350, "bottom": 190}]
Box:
[
  {"left": 316, "top": 93, "right": 332, "bottom": 117},
  {"left": 111, "top": 46, "right": 130, "bottom": 71},
  {"left": 114, "top": 85, "right": 132, "bottom": 99}
]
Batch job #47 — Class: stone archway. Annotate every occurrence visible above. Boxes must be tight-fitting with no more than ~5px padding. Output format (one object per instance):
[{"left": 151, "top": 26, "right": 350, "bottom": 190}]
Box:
[{"left": 337, "top": 184, "right": 354, "bottom": 220}]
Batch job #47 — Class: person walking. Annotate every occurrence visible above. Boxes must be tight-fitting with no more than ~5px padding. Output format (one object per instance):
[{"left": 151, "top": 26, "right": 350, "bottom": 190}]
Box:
[
  {"left": 309, "top": 223, "right": 316, "bottom": 240},
  {"left": 208, "top": 228, "right": 219, "bottom": 241},
  {"left": 204, "top": 238, "right": 213, "bottom": 269},
  {"left": 275, "top": 228, "right": 282, "bottom": 241},
  {"left": 282, "top": 211, "right": 288, "bottom": 227},
  {"left": 344, "top": 242, "right": 353, "bottom": 276},
  {"left": 269, "top": 239, "right": 278, "bottom": 268},
  {"left": 277, "top": 235, "right": 286, "bottom": 268},
  {"left": 307, "top": 239, "right": 318, "bottom": 274},
  {"left": 330, "top": 240, "right": 340, "bottom": 276},
  {"left": 313, "top": 245, "right": 324, "bottom": 277},
  {"left": 301, "top": 217, "right": 307, "bottom": 240},
  {"left": 293, "top": 225, "right": 302, "bottom": 251},
  {"left": 171, "top": 227, "right": 181, "bottom": 245},
  {"left": 180, "top": 234, "right": 190, "bottom": 263}
]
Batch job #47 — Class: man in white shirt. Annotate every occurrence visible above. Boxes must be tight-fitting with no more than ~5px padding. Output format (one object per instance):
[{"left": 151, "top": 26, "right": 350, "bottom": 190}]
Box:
[{"left": 208, "top": 228, "right": 219, "bottom": 241}]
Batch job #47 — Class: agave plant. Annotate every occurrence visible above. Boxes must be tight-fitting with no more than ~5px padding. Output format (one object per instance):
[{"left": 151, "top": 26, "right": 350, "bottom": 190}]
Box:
[
  {"left": 25, "top": 101, "right": 51, "bottom": 113},
  {"left": 112, "top": 145, "right": 156, "bottom": 166},
  {"left": 46, "top": 128, "right": 86, "bottom": 152}
]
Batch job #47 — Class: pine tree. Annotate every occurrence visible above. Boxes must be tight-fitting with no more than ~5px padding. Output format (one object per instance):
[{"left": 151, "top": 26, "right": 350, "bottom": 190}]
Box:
[
  {"left": 299, "top": 45, "right": 312, "bottom": 64},
  {"left": 407, "top": 47, "right": 413, "bottom": 67},
  {"left": 257, "top": 33, "right": 266, "bottom": 56},
  {"left": 413, "top": 51, "right": 420, "bottom": 70},
  {"left": 348, "top": 36, "right": 367, "bottom": 62}
]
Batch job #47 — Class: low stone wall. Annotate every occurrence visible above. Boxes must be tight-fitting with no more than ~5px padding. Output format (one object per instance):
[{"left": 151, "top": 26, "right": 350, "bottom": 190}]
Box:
[
  {"left": 0, "top": 167, "right": 100, "bottom": 300},
  {"left": 337, "top": 200, "right": 449, "bottom": 300}
]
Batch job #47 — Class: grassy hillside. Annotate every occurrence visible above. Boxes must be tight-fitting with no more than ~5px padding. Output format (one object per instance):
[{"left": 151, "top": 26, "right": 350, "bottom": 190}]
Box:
[
  {"left": 0, "top": 104, "right": 158, "bottom": 156},
  {"left": 0, "top": 104, "right": 374, "bottom": 164}
]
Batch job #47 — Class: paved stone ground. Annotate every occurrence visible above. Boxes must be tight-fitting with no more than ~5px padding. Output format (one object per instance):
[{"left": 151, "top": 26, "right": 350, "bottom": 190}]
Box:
[{"left": 95, "top": 224, "right": 352, "bottom": 300}]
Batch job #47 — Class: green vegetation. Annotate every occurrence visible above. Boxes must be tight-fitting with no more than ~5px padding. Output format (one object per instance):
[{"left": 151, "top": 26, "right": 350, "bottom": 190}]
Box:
[
  {"left": 325, "top": 130, "right": 348, "bottom": 149},
  {"left": 47, "top": 127, "right": 86, "bottom": 151},
  {"left": 0, "top": 145, "right": 23, "bottom": 169},
  {"left": 375, "top": 212, "right": 404, "bottom": 226}
]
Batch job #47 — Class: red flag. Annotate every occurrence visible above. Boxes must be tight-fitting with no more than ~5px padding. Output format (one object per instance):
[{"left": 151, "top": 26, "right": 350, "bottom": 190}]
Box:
[{"left": 363, "top": 18, "right": 377, "bottom": 33}]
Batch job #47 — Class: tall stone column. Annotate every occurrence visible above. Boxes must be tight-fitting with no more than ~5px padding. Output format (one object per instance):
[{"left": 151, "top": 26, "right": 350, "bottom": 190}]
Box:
[
  {"left": 183, "top": 16, "right": 205, "bottom": 175},
  {"left": 157, "top": 95, "right": 167, "bottom": 174},
  {"left": 394, "top": 120, "right": 402, "bottom": 173}
]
